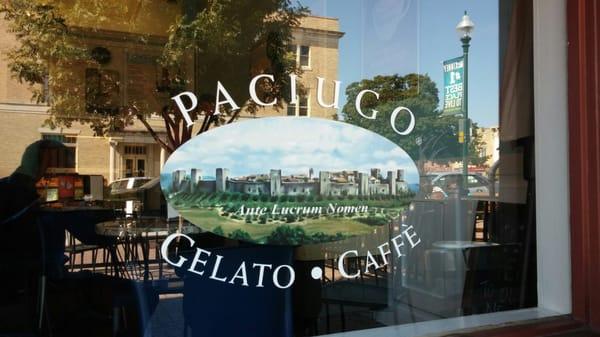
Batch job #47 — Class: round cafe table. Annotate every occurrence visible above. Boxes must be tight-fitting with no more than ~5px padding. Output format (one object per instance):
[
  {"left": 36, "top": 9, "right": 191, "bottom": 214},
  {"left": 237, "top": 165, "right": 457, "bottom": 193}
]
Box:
[
  {"left": 432, "top": 240, "right": 500, "bottom": 263},
  {"left": 95, "top": 217, "right": 200, "bottom": 280},
  {"left": 432, "top": 240, "right": 500, "bottom": 250}
]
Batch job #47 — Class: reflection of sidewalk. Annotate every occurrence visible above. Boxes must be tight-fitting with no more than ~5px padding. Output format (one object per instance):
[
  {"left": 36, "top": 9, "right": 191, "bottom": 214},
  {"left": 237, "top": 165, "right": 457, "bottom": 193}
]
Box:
[
  {"left": 150, "top": 295, "right": 184, "bottom": 337},
  {"left": 323, "top": 280, "right": 388, "bottom": 308}
]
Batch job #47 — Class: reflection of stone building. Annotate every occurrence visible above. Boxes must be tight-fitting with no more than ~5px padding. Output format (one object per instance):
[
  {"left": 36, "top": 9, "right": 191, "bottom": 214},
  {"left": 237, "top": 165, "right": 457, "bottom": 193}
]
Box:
[
  {"left": 240, "top": 16, "right": 344, "bottom": 119},
  {"left": 172, "top": 168, "right": 409, "bottom": 197},
  {"left": 479, "top": 126, "right": 500, "bottom": 167},
  {"left": 0, "top": 6, "right": 174, "bottom": 180},
  {"left": 0, "top": 2, "right": 343, "bottom": 180}
]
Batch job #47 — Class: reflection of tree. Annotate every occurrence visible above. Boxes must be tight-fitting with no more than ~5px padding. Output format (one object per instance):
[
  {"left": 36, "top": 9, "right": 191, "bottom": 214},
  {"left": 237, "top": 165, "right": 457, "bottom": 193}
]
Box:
[
  {"left": 213, "top": 226, "right": 224, "bottom": 236},
  {"left": 1, "top": 0, "right": 308, "bottom": 153},
  {"left": 266, "top": 225, "right": 307, "bottom": 245},
  {"left": 228, "top": 229, "right": 252, "bottom": 242},
  {"left": 340, "top": 74, "right": 488, "bottom": 172}
]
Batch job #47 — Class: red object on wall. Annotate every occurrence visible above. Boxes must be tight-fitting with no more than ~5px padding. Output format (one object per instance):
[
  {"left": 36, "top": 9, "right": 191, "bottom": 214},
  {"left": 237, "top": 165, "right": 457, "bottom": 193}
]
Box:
[
  {"left": 58, "top": 175, "right": 75, "bottom": 199},
  {"left": 567, "top": 0, "right": 600, "bottom": 330}
]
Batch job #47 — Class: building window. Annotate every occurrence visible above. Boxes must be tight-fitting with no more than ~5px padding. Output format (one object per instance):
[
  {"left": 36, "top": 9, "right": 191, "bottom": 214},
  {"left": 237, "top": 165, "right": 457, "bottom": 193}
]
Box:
[
  {"left": 299, "top": 45, "right": 310, "bottom": 67},
  {"left": 287, "top": 44, "right": 310, "bottom": 68},
  {"left": 123, "top": 145, "right": 147, "bottom": 178},
  {"left": 298, "top": 95, "right": 309, "bottom": 116},
  {"left": 124, "top": 145, "right": 147, "bottom": 155},
  {"left": 287, "top": 101, "right": 296, "bottom": 116},
  {"left": 42, "top": 134, "right": 77, "bottom": 145},
  {"left": 287, "top": 94, "right": 310, "bottom": 117}
]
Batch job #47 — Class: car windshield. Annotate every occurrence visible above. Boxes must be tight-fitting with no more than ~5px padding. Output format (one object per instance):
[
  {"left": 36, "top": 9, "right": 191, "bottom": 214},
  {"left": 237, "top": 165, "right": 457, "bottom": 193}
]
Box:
[
  {"left": 422, "top": 175, "right": 436, "bottom": 185},
  {"left": 110, "top": 180, "right": 129, "bottom": 192},
  {"left": 132, "top": 178, "right": 151, "bottom": 188}
]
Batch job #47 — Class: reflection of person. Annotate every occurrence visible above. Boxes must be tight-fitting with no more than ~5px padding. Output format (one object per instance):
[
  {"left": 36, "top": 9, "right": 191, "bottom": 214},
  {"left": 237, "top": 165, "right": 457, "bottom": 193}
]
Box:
[
  {"left": 0, "top": 139, "right": 65, "bottom": 331},
  {"left": 445, "top": 177, "right": 461, "bottom": 197},
  {"left": 0, "top": 139, "right": 64, "bottom": 222},
  {"left": 0, "top": 140, "right": 157, "bottom": 335}
]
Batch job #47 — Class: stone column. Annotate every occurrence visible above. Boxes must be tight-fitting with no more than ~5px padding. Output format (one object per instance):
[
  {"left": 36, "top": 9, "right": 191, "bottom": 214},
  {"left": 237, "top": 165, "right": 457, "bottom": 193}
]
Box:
[
  {"left": 109, "top": 139, "right": 118, "bottom": 183},
  {"left": 160, "top": 147, "right": 166, "bottom": 169}
]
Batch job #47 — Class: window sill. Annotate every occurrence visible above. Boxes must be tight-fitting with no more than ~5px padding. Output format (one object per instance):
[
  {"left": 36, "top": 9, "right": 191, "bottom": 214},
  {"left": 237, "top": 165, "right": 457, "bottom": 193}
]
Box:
[{"left": 322, "top": 308, "right": 573, "bottom": 337}]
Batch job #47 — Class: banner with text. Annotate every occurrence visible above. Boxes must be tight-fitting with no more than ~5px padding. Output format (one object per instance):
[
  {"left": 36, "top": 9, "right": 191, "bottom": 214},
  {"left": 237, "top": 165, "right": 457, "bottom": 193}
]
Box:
[{"left": 443, "top": 56, "right": 464, "bottom": 114}]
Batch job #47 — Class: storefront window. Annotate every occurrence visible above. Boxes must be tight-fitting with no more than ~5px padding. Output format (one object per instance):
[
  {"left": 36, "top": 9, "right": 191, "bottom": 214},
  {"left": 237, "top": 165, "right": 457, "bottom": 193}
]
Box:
[{"left": 0, "top": 0, "right": 570, "bottom": 336}]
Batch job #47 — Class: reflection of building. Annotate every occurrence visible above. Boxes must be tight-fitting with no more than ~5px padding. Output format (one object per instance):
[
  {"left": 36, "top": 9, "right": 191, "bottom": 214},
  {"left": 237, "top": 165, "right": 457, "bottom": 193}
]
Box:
[
  {"left": 419, "top": 126, "right": 499, "bottom": 176},
  {"left": 0, "top": 8, "right": 343, "bottom": 180},
  {"left": 479, "top": 126, "right": 500, "bottom": 167},
  {"left": 240, "top": 16, "right": 344, "bottom": 119},
  {"left": 171, "top": 168, "right": 409, "bottom": 196}
]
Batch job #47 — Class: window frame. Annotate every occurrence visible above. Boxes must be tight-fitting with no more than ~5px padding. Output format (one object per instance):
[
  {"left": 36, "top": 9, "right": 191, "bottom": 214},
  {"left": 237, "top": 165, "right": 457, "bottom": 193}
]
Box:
[
  {"left": 450, "top": 3, "right": 591, "bottom": 330},
  {"left": 287, "top": 93, "right": 310, "bottom": 117},
  {"left": 288, "top": 44, "right": 311, "bottom": 70},
  {"left": 299, "top": 45, "right": 310, "bottom": 68}
]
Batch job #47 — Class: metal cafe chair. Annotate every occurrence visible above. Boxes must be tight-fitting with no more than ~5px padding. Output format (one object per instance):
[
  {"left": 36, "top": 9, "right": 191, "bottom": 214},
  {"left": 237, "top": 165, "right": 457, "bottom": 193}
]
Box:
[{"left": 64, "top": 231, "right": 101, "bottom": 272}]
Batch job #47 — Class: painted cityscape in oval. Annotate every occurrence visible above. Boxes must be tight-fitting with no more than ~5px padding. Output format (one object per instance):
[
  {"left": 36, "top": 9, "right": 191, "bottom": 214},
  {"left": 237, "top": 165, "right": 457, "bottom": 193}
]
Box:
[{"left": 161, "top": 117, "right": 419, "bottom": 245}]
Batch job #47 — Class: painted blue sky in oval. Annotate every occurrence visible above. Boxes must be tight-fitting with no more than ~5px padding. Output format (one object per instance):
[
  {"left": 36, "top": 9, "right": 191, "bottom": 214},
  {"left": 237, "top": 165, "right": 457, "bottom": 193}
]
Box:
[{"left": 162, "top": 117, "right": 419, "bottom": 185}]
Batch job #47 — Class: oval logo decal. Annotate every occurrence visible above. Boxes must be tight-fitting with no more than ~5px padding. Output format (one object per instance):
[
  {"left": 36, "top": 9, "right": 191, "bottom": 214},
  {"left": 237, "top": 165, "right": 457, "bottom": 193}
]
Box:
[{"left": 161, "top": 117, "right": 418, "bottom": 245}]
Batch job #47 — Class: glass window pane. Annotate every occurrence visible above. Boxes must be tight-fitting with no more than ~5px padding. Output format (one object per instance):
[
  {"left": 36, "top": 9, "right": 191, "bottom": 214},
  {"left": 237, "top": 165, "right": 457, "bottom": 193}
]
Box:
[
  {"left": 0, "top": 0, "right": 547, "bottom": 336},
  {"left": 287, "top": 103, "right": 297, "bottom": 116},
  {"left": 300, "top": 45, "right": 310, "bottom": 67}
]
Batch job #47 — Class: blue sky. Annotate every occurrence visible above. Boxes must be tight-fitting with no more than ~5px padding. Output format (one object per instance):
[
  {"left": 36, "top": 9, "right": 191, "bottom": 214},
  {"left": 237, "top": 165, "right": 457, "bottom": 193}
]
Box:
[
  {"left": 163, "top": 117, "right": 419, "bottom": 184},
  {"left": 298, "top": 0, "right": 499, "bottom": 127}
]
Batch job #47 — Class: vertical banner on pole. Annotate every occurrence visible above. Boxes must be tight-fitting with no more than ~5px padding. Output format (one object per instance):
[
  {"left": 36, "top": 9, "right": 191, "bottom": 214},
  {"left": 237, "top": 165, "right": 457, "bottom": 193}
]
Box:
[{"left": 442, "top": 56, "right": 465, "bottom": 115}]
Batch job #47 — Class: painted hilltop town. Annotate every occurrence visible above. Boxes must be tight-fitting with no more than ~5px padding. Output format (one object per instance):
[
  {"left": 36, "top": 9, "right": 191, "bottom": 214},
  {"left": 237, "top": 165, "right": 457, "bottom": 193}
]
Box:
[
  {"left": 164, "top": 167, "right": 414, "bottom": 245},
  {"left": 170, "top": 168, "right": 410, "bottom": 197}
]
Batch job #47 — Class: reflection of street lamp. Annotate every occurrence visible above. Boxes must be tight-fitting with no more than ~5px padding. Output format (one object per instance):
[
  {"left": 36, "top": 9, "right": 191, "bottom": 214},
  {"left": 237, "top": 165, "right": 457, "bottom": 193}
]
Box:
[{"left": 456, "top": 11, "right": 475, "bottom": 194}]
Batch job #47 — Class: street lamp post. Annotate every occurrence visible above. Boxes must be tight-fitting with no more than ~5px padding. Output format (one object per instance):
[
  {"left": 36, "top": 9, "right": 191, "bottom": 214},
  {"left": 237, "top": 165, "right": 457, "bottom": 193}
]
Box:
[{"left": 456, "top": 11, "right": 475, "bottom": 195}]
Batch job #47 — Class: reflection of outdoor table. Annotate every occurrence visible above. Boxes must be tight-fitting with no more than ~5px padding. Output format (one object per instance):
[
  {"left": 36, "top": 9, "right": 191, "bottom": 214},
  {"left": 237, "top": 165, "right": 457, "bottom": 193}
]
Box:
[
  {"left": 433, "top": 240, "right": 500, "bottom": 250},
  {"left": 460, "top": 196, "right": 499, "bottom": 202},
  {"left": 95, "top": 217, "right": 200, "bottom": 280},
  {"left": 433, "top": 240, "right": 500, "bottom": 263},
  {"left": 433, "top": 240, "right": 503, "bottom": 315}
]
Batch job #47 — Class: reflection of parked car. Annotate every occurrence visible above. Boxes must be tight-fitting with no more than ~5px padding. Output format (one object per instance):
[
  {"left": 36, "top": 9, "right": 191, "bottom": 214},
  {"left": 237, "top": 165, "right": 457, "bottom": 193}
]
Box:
[
  {"left": 425, "top": 173, "right": 491, "bottom": 197},
  {"left": 108, "top": 177, "right": 153, "bottom": 197},
  {"left": 106, "top": 177, "right": 166, "bottom": 217}
]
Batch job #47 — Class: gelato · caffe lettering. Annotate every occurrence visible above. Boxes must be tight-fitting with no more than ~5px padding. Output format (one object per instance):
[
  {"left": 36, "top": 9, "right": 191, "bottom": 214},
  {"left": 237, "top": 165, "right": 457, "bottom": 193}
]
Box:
[{"left": 160, "top": 226, "right": 421, "bottom": 289}]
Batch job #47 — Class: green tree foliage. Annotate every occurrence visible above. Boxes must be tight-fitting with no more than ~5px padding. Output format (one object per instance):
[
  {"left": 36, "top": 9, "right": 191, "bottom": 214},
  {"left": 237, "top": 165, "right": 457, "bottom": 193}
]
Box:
[
  {"left": 1, "top": 0, "right": 308, "bottom": 153},
  {"left": 309, "top": 231, "right": 346, "bottom": 243},
  {"left": 0, "top": 1, "right": 100, "bottom": 130},
  {"left": 340, "top": 74, "right": 488, "bottom": 169},
  {"left": 213, "top": 226, "right": 225, "bottom": 236},
  {"left": 266, "top": 225, "right": 307, "bottom": 245},
  {"left": 228, "top": 229, "right": 252, "bottom": 241},
  {"left": 357, "top": 216, "right": 389, "bottom": 226}
]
